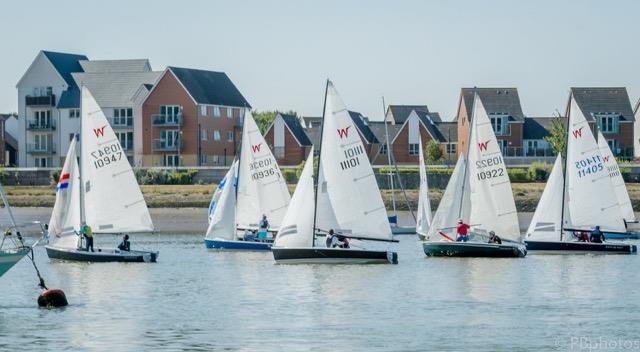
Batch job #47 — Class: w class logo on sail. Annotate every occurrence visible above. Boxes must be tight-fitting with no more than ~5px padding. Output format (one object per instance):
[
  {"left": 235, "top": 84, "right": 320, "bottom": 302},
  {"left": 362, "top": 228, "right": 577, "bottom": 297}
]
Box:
[
  {"left": 251, "top": 143, "right": 262, "bottom": 153},
  {"left": 93, "top": 125, "right": 107, "bottom": 138},
  {"left": 337, "top": 126, "right": 351, "bottom": 139},
  {"left": 478, "top": 140, "right": 490, "bottom": 152},
  {"left": 56, "top": 173, "right": 70, "bottom": 191},
  {"left": 572, "top": 127, "right": 584, "bottom": 139}
]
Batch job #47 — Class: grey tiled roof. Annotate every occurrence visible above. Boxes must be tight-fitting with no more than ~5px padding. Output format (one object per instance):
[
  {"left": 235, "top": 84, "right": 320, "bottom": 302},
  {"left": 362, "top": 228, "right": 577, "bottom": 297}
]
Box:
[
  {"left": 460, "top": 88, "right": 525, "bottom": 122},
  {"left": 348, "top": 111, "right": 379, "bottom": 144},
  {"left": 412, "top": 110, "right": 446, "bottom": 143},
  {"left": 278, "top": 113, "right": 312, "bottom": 146},
  {"left": 79, "top": 59, "right": 150, "bottom": 73},
  {"left": 72, "top": 71, "right": 161, "bottom": 107},
  {"left": 571, "top": 87, "right": 635, "bottom": 122},
  {"left": 168, "top": 67, "right": 251, "bottom": 108},
  {"left": 369, "top": 121, "right": 403, "bottom": 146},
  {"left": 523, "top": 117, "right": 554, "bottom": 140},
  {"left": 388, "top": 105, "right": 439, "bottom": 124},
  {"left": 436, "top": 122, "right": 458, "bottom": 143}
]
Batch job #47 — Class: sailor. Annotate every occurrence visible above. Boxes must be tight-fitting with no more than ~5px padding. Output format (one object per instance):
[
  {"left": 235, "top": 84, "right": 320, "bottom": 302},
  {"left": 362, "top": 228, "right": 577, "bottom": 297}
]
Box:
[
  {"left": 258, "top": 214, "right": 269, "bottom": 241},
  {"left": 456, "top": 219, "right": 470, "bottom": 242},
  {"left": 590, "top": 226, "right": 605, "bottom": 243},
  {"left": 326, "top": 229, "right": 338, "bottom": 248},
  {"left": 118, "top": 234, "right": 131, "bottom": 251},
  {"left": 576, "top": 231, "right": 590, "bottom": 242},
  {"left": 337, "top": 235, "right": 350, "bottom": 249},
  {"left": 243, "top": 229, "right": 255, "bottom": 241},
  {"left": 488, "top": 231, "right": 502, "bottom": 244},
  {"left": 81, "top": 224, "right": 94, "bottom": 252}
]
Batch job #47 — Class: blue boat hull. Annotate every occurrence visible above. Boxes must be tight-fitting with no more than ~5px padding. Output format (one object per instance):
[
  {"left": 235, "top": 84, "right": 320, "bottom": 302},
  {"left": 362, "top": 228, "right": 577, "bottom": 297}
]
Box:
[
  {"left": 204, "top": 238, "right": 272, "bottom": 251},
  {"left": 604, "top": 231, "right": 640, "bottom": 240}
]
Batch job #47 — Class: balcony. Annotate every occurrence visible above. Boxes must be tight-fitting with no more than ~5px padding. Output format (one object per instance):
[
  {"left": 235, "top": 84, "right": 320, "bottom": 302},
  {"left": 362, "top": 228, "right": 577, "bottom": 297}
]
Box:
[
  {"left": 108, "top": 117, "right": 133, "bottom": 129},
  {"left": 25, "top": 95, "right": 56, "bottom": 107},
  {"left": 153, "top": 139, "right": 183, "bottom": 152},
  {"left": 27, "top": 143, "right": 56, "bottom": 154},
  {"left": 26, "top": 119, "right": 56, "bottom": 131},
  {"left": 152, "top": 114, "right": 182, "bottom": 127}
]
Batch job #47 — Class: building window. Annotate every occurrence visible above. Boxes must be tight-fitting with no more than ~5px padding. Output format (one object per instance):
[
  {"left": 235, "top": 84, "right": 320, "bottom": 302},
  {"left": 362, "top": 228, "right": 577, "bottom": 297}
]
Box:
[
  {"left": 227, "top": 131, "right": 234, "bottom": 142},
  {"left": 33, "top": 110, "right": 52, "bottom": 127},
  {"left": 607, "top": 139, "right": 619, "bottom": 155},
  {"left": 212, "top": 155, "right": 220, "bottom": 165},
  {"left": 33, "top": 87, "right": 52, "bottom": 97},
  {"left": 214, "top": 106, "right": 221, "bottom": 118},
  {"left": 446, "top": 143, "right": 456, "bottom": 154},
  {"left": 408, "top": 143, "right": 419, "bottom": 156},
  {"left": 200, "top": 105, "right": 208, "bottom": 117},
  {"left": 116, "top": 132, "right": 133, "bottom": 150},
  {"left": 163, "top": 155, "right": 179, "bottom": 167},
  {"left": 113, "top": 108, "right": 132, "bottom": 126},
  {"left": 379, "top": 144, "right": 387, "bottom": 155},
  {"left": 69, "top": 109, "right": 80, "bottom": 118},
  {"left": 597, "top": 113, "right": 618, "bottom": 133},
  {"left": 213, "top": 130, "right": 221, "bottom": 141},
  {"left": 200, "top": 154, "right": 208, "bottom": 165},
  {"left": 160, "top": 130, "right": 179, "bottom": 148},
  {"left": 490, "top": 115, "right": 505, "bottom": 135},
  {"left": 498, "top": 140, "right": 508, "bottom": 153},
  {"left": 160, "top": 105, "right": 181, "bottom": 123},
  {"left": 34, "top": 134, "right": 52, "bottom": 151},
  {"left": 227, "top": 108, "right": 233, "bottom": 119},
  {"left": 34, "top": 157, "right": 51, "bottom": 167},
  {"left": 201, "top": 129, "right": 207, "bottom": 141}
]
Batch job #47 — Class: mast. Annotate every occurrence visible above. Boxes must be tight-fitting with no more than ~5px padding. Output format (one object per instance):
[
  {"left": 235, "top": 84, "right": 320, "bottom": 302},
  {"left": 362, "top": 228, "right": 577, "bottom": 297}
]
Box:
[
  {"left": 234, "top": 106, "right": 247, "bottom": 230},
  {"left": 559, "top": 96, "right": 571, "bottom": 241},
  {"left": 79, "top": 86, "right": 86, "bottom": 227},
  {"left": 311, "top": 80, "right": 330, "bottom": 247},
  {"left": 458, "top": 90, "right": 476, "bottom": 218},
  {"left": 381, "top": 96, "right": 396, "bottom": 214}
]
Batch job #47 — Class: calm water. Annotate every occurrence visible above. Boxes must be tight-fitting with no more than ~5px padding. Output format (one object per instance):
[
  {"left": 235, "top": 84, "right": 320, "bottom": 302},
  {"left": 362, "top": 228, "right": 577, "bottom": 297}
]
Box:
[{"left": 1, "top": 210, "right": 639, "bottom": 351}]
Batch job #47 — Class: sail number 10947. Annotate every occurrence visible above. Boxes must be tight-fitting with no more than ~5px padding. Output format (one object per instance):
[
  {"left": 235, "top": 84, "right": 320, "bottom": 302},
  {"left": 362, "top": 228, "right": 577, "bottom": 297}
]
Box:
[{"left": 90, "top": 143, "right": 123, "bottom": 170}]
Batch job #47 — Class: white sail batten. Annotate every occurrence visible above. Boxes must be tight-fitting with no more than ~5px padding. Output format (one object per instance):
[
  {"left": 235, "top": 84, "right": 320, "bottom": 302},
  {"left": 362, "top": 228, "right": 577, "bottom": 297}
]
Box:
[
  {"left": 564, "top": 96, "right": 626, "bottom": 232},
  {"left": 597, "top": 131, "right": 635, "bottom": 222},
  {"left": 80, "top": 87, "right": 154, "bottom": 233},
  {"left": 275, "top": 148, "right": 315, "bottom": 248},
  {"left": 205, "top": 161, "right": 237, "bottom": 240},
  {"left": 316, "top": 82, "right": 392, "bottom": 240},
  {"left": 48, "top": 137, "right": 81, "bottom": 249},
  {"left": 424, "top": 155, "right": 466, "bottom": 242},
  {"left": 416, "top": 135, "right": 432, "bottom": 236},
  {"left": 467, "top": 95, "right": 520, "bottom": 242},
  {"left": 526, "top": 155, "right": 564, "bottom": 241},
  {"left": 236, "top": 111, "right": 291, "bottom": 230}
]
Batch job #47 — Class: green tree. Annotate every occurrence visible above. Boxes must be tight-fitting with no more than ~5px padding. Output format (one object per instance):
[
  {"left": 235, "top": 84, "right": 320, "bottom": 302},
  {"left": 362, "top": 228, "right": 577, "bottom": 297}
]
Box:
[
  {"left": 296, "top": 155, "right": 319, "bottom": 179},
  {"left": 424, "top": 140, "right": 444, "bottom": 164},
  {"left": 251, "top": 110, "right": 299, "bottom": 134},
  {"left": 544, "top": 117, "right": 567, "bottom": 157}
]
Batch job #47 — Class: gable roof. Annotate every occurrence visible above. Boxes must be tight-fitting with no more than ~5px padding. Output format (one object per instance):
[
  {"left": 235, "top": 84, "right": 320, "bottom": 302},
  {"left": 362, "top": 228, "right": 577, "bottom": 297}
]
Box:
[
  {"left": 277, "top": 113, "right": 312, "bottom": 146},
  {"left": 411, "top": 110, "right": 446, "bottom": 143},
  {"left": 167, "top": 67, "right": 251, "bottom": 108},
  {"left": 348, "top": 111, "right": 379, "bottom": 144},
  {"left": 369, "top": 121, "right": 403, "bottom": 146},
  {"left": 435, "top": 121, "right": 458, "bottom": 143},
  {"left": 571, "top": 87, "right": 635, "bottom": 122},
  {"left": 388, "top": 105, "right": 438, "bottom": 124},
  {"left": 42, "top": 51, "right": 87, "bottom": 88},
  {"left": 523, "top": 117, "right": 553, "bottom": 140},
  {"left": 79, "top": 59, "right": 150, "bottom": 73},
  {"left": 72, "top": 71, "right": 161, "bottom": 107},
  {"left": 460, "top": 88, "right": 525, "bottom": 122}
]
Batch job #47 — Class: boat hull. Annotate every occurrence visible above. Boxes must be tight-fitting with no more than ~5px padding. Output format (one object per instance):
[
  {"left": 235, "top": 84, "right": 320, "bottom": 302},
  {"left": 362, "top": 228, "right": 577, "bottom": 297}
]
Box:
[
  {"left": 45, "top": 246, "right": 158, "bottom": 262},
  {"left": 525, "top": 240, "right": 637, "bottom": 254},
  {"left": 391, "top": 226, "right": 416, "bottom": 235},
  {"left": 0, "top": 248, "right": 30, "bottom": 277},
  {"left": 272, "top": 247, "right": 398, "bottom": 264},
  {"left": 603, "top": 231, "right": 640, "bottom": 240},
  {"left": 204, "top": 238, "right": 272, "bottom": 251},
  {"left": 422, "top": 241, "right": 527, "bottom": 258}
]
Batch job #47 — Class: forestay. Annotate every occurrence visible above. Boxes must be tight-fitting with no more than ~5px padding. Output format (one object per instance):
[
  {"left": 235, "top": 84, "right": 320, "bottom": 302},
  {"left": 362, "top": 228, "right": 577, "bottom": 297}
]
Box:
[
  {"left": 48, "top": 137, "right": 81, "bottom": 249},
  {"left": 564, "top": 96, "right": 626, "bottom": 232},
  {"left": 315, "top": 82, "right": 392, "bottom": 240},
  {"left": 597, "top": 131, "right": 635, "bottom": 222},
  {"left": 467, "top": 95, "right": 520, "bottom": 242},
  {"left": 424, "top": 155, "right": 466, "bottom": 242},
  {"left": 526, "top": 155, "right": 564, "bottom": 241},
  {"left": 80, "top": 87, "right": 154, "bottom": 233},
  {"left": 205, "top": 161, "right": 237, "bottom": 240},
  {"left": 416, "top": 135, "right": 432, "bottom": 236},
  {"left": 236, "top": 111, "right": 291, "bottom": 230},
  {"left": 275, "top": 148, "right": 315, "bottom": 248}
]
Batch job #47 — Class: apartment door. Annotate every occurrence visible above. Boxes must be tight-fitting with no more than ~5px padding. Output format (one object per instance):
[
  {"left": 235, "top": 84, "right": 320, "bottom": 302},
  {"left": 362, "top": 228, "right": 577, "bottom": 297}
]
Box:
[
  {"left": 34, "top": 134, "right": 51, "bottom": 151},
  {"left": 161, "top": 105, "right": 180, "bottom": 124},
  {"left": 161, "top": 130, "right": 179, "bottom": 148},
  {"left": 35, "top": 110, "right": 51, "bottom": 127}
]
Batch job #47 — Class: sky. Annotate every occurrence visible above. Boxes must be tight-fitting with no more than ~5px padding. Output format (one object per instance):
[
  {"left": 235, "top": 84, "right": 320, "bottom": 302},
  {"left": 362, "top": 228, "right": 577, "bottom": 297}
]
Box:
[{"left": 1, "top": 0, "right": 639, "bottom": 121}]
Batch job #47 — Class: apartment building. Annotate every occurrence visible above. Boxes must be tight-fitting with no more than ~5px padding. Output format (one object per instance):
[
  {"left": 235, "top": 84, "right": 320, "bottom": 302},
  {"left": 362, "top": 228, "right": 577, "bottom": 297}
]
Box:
[{"left": 263, "top": 113, "right": 312, "bottom": 165}]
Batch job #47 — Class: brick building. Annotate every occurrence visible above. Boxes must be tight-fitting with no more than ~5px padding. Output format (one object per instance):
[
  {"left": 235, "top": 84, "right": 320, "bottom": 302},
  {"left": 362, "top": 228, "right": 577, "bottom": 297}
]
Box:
[
  {"left": 139, "top": 67, "right": 250, "bottom": 166},
  {"left": 264, "top": 113, "right": 312, "bottom": 165}
]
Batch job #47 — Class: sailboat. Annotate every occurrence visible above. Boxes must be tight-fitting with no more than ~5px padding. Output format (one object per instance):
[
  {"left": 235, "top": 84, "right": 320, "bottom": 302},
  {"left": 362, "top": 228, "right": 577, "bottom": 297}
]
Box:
[
  {"left": 272, "top": 81, "right": 398, "bottom": 264},
  {"left": 422, "top": 93, "right": 527, "bottom": 257},
  {"left": 597, "top": 131, "right": 640, "bottom": 239},
  {"left": 204, "top": 111, "right": 291, "bottom": 250},
  {"left": 525, "top": 95, "right": 637, "bottom": 254},
  {"left": 0, "top": 182, "right": 31, "bottom": 278},
  {"left": 45, "top": 87, "right": 158, "bottom": 262},
  {"left": 415, "top": 135, "right": 432, "bottom": 239}
]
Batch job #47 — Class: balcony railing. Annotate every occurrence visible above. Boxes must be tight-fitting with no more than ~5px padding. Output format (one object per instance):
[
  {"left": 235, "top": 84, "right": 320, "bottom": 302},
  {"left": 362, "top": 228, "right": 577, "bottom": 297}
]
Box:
[
  {"left": 26, "top": 119, "right": 56, "bottom": 131},
  {"left": 25, "top": 95, "right": 56, "bottom": 107},
  {"left": 152, "top": 114, "right": 182, "bottom": 126},
  {"left": 27, "top": 143, "right": 56, "bottom": 154},
  {"left": 153, "top": 139, "right": 183, "bottom": 151},
  {"left": 108, "top": 117, "right": 133, "bottom": 128}
]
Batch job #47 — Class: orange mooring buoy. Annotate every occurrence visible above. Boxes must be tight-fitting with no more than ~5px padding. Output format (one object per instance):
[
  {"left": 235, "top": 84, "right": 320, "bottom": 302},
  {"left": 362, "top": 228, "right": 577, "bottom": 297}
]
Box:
[{"left": 38, "top": 288, "right": 68, "bottom": 308}]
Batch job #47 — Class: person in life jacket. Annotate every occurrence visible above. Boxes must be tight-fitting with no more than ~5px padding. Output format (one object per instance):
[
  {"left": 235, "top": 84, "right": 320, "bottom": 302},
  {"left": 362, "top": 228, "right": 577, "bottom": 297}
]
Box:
[
  {"left": 488, "top": 231, "right": 502, "bottom": 244},
  {"left": 118, "top": 234, "right": 130, "bottom": 251},
  {"left": 590, "top": 226, "right": 605, "bottom": 243},
  {"left": 258, "top": 214, "right": 269, "bottom": 241},
  {"left": 326, "top": 229, "right": 338, "bottom": 248},
  {"left": 80, "top": 224, "right": 94, "bottom": 252},
  {"left": 456, "top": 219, "right": 470, "bottom": 242},
  {"left": 336, "top": 235, "right": 350, "bottom": 249}
]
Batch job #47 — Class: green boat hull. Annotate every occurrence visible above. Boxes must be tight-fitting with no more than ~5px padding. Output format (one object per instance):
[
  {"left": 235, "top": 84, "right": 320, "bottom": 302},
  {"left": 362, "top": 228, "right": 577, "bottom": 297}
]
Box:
[{"left": 0, "top": 248, "right": 30, "bottom": 278}]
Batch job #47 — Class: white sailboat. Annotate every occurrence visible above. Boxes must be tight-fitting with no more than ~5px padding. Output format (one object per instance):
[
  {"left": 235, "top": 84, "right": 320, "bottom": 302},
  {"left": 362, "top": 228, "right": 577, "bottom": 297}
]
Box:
[
  {"left": 525, "top": 95, "right": 637, "bottom": 254},
  {"left": 204, "top": 111, "right": 291, "bottom": 250},
  {"left": 415, "top": 135, "right": 432, "bottom": 238},
  {"left": 272, "top": 81, "right": 398, "bottom": 264},
  {"left": 0, "top": 181, "right": 31, "bottom": 278},
  {"left": 45, "top": 86, "right": 157, "bottom": 262},
  {"left": 422, "top": 92, "right": 526, "bottom": 257}
]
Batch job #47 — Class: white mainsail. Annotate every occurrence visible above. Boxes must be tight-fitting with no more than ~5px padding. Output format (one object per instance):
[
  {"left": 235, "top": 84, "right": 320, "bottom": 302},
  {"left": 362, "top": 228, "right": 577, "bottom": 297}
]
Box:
[
  {"left": 274, "top": 148, "right": 315, "bottom": 248},
  {"left": 424, "top": 154, "right": 467, "bottom": 242},
  {"left": 236, "top": 111, "right": 291, "bottom": 230},
  {"left": 526, "top": 156, "right": 564, "bottom": 241},
  {"left": 80, "top": 86, "right": 154, "bottom": 233},
  {"left": 48, "top": 136, "right": 81, "bottom": 249},
  {"left": 315, "top": 82, "right": 392, "bottom": 240},
  {"left": 597, "top": 131, "right": 635, "bottom": 222},
  {"left": 564, "top": 96, "right": 626, "bottom": 232},
  {"left": 205, "top": 161, "right": 237, "bottom": 240},
  {"left": 467, "top": 94, "right": 520, "bottom": 242},
  {"left": 416, "top": 135, "right": 432, "bottom": 236}
]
